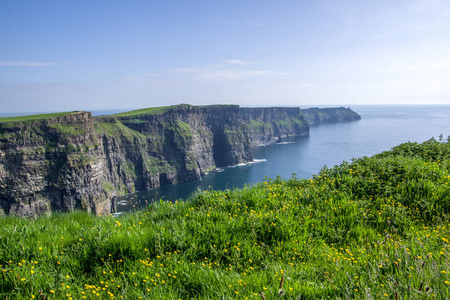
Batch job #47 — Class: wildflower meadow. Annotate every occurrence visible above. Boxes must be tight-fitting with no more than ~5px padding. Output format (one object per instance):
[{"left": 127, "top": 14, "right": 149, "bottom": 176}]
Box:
[{"left": 1, "top": 138, "right": 450, "bottom": 299}]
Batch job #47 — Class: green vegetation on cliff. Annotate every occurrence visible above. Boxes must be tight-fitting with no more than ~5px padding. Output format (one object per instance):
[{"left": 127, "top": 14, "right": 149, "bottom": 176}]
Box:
[
  {"left": 245, "top": 117, "right": 307, "bottom": 130},
  {"left": 167, "top": 120, "right": 193, "bottom": 141},
  {"left": 94, "top": 120, "right": 146, "bottom": 139},
  {"left": 1, "top": 138, "right": 450, "bottom": 299},
  {"left": 300, "top": 107, "right": 361, "bottom": 124},
  {"left": 112, "top": 105, "right": 174, "bottom": 118},
  {"left": 48, "top": 124, "right": 86, "bottom": 137},
  {"left": 0, "top": 111, "right": 78, "bottom": 123},
  {"left": 239, "top": 107, "right": 310, "bottom": 146}
]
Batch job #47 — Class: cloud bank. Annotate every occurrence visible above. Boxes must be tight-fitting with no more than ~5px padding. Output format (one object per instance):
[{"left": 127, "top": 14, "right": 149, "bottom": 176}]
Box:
[{"left": 0, "top": 61, "right": 56, "bottom": 67}]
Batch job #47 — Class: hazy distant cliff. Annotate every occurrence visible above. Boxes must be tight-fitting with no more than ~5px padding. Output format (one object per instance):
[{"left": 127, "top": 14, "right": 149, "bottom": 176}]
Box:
[
  {"left": 300, "top": 107, "right": 361, "bottom": 124},
  {"left": 0, "top": 104, "right": 360, "bottom": 217},
  {"left": 240, "top": 107, "right": 309, "bottom": 146}
]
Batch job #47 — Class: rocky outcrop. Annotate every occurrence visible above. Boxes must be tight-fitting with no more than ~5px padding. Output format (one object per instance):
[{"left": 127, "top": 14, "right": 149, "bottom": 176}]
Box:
[
  {"left": 300, "top": 107, "right": 361, "bottom": 125},
  {"left": 240, "top": 107, "right": 309, "bottom": 146}
]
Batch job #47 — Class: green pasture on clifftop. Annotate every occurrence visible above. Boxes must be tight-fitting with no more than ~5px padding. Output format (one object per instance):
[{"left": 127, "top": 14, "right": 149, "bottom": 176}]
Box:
[
  {"left": 0, "top": 112, "right": 77, "bottom": 123},
  {"left": 112, "top": 106, "right": 173, "bottom": 118},
  {"left": 1, "top": 138, "right": 450, "bottom": 299}
]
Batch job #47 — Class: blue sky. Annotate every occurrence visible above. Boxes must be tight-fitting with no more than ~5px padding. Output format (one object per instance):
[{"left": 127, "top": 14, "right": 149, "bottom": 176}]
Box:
[{"left": 1, "top": 0, "right": 450, "bottom": 113}]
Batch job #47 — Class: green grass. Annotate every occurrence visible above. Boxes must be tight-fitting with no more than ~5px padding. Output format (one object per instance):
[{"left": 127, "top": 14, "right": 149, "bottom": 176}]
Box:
[
  {"left": 144, "top": 159, "right": 176, "bottom": 174},
  {"left": 247, "top": 119, "right": 273, "bottom": 129},
  {"left": 101, "top": 180, "right": 116, "bottom": 193},
  {"left": 48, "top": 124, "right": 86, "bottom": 137},
  {"left": 94, "top": 121, "right": 146, "bottom": 139},
  {"left": 246, "top": 117, "right": 308, "bottom": 133},
  {"left": 0, "top": 112, "right": 77, "bottom": 123},
  {"left": 112, "top": 105, "right": 183, "bottom": 118},
  {"left": 1, "top": 138, "right": 450, "bottom": 299}
]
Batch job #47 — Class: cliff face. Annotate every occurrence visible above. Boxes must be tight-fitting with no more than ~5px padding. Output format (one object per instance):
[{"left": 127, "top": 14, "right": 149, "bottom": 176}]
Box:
[
  {"left": 0, "top": 105, "right": 360, "bottom": 217},
  {"left": 0, "top": 112, "right": 112, "bottom": 217},
  {"left": 0, "top": 105, "right": 253, "bottom": 216},
  {"left": 300, "top": 107, "right": 361, "bottom": 125},
  {"left": 240, "top": 107, "right": 309, "bottom": 146},
  {"left": 97, "top": 105, "right": 253, "bottom": 195}
]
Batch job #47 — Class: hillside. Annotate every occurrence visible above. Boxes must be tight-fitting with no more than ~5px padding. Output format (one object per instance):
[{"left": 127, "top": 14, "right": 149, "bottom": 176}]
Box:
[{"left": 1, "top": 138, "right": 449, "bottom": 299}]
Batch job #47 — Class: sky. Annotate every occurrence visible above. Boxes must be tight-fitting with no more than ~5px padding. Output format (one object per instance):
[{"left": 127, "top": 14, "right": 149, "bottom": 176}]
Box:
[{"left": 1, "top": 0, "right": 450, "bottom": 113}]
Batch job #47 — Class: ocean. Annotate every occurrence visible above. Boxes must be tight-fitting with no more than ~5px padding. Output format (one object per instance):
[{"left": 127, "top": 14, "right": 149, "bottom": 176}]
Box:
[{"left": 115, "top": 104, "right": 450, "bottom": 212}]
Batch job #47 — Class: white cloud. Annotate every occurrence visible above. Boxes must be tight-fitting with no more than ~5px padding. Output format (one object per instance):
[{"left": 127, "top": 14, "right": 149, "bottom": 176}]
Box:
[
  {"left": 143, "top": 73, "right": 159, "bottom": 77},
  {"left": 225, "top": 59, "right": 253, "bottom": 65},
  {"left": 172, "top": 68, "right": 200, "bottom": 73},
  {"left": 172, "top": 61, "right": 287, "bottom": 82},
  {"left": 411, "top": 0, "right": 450, "bottom": 17},
  {"left": 196, "top": 70, "right": 286, "bottom": 82},
  {"left": 0, "top": 61, "right": 55, "bottom": 67}
]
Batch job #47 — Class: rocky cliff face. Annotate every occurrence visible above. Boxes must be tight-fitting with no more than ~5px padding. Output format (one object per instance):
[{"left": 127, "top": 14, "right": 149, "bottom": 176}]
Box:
[
  {"left": 240, "top": 107, "right": 309, "bottom": 146},
  {"left": 96, "top": 105, "right": 253, "bottom": 196},
  {"left": 0, "top": 112, "right": 112, "bottom": 217},
  {"left": 300, "top": 107, "right": 361, "bottom": 125},
  {"left": 0, "top": 105, "right": 253, "bottom": 216},
  {"left": 0, "top": 105, "right": 360, "bottom": 217}
]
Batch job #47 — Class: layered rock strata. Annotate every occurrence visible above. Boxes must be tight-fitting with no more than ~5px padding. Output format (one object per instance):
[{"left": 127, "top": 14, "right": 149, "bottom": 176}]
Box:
[
  {"left": 0, "top": 105, "right": 253, "bottom": 216},
  {"left": 300, "top": 107, "right": 361, "bottom": 125},
  {"left": 240, "top": 107, "right": 309, "bottom": 146},
  {"left": 0, "top": 112, "right": 110, "bottom": 216},
  {"left": 0, "top": 104, "right": 360, "bottom": 216}
]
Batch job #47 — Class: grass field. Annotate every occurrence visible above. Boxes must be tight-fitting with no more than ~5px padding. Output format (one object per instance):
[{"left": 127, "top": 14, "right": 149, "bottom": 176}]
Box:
[
  {"left": 113, "top": 106, "right": 173, "bottom": 118},
  {"left": 0, "top": 112, "right": 77, "bottom": 123},
  {"left": 1, "top": 138, "right": 449, "bottom": 299}
]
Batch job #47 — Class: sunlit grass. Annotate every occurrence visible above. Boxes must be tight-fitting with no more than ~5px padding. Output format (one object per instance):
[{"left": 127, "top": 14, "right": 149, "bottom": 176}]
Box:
[
  {"left": 1, "top": 138, "right": 450, "bottom": 299},
  {"left": 112, "top": 106, "right": 173, "bottom": 118},
  {"left": 0, "top": 111, "right": 77, "bottom": 123}
]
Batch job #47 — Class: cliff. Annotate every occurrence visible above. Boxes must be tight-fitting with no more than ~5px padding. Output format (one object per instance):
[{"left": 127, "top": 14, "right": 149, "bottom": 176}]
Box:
[
  {"left": 0, "top": 104, "right": 360, "bottom": 217},
  {"left": 0, "top": 105, "right": 253, "bottom": 216},
  {"left": 97, "top": 105, "right": 253, "bottom": 194},
  {"left": 0, "top": 112, "right": 112, "bottom": 217},
  {"left": 300, "top": 107, "right": 361, "bottom": 125},
  {"left": 240, "top": 107, "right": 309, "bottom": 146}
]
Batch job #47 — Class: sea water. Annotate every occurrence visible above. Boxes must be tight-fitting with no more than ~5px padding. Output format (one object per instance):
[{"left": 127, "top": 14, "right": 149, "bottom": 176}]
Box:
[{"left": 113, "top": 105, "right": 450, "bottom": 212}]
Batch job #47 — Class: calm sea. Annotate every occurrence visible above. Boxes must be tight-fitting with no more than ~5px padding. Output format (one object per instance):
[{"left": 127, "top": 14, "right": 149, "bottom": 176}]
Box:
[{"left": 115, "top": 105, "right": 450, "bottom": 212}]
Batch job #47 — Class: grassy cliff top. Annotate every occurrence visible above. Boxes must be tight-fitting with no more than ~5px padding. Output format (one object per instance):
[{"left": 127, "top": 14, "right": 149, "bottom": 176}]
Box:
[
  {"left": 113, "top": 104, "right": 241, "bottom": 118},
  {"left": 112, "top": 104, "right": 193, "bottom": 118},
  {"left": 0, "top": 111, "right": 79, "bottom": 123},
  {"left": 113, "top": 106, "right": 172, "bottom": 117},
  {"left": 1, "top": 138, "right": 449, "bottom": 299}
]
